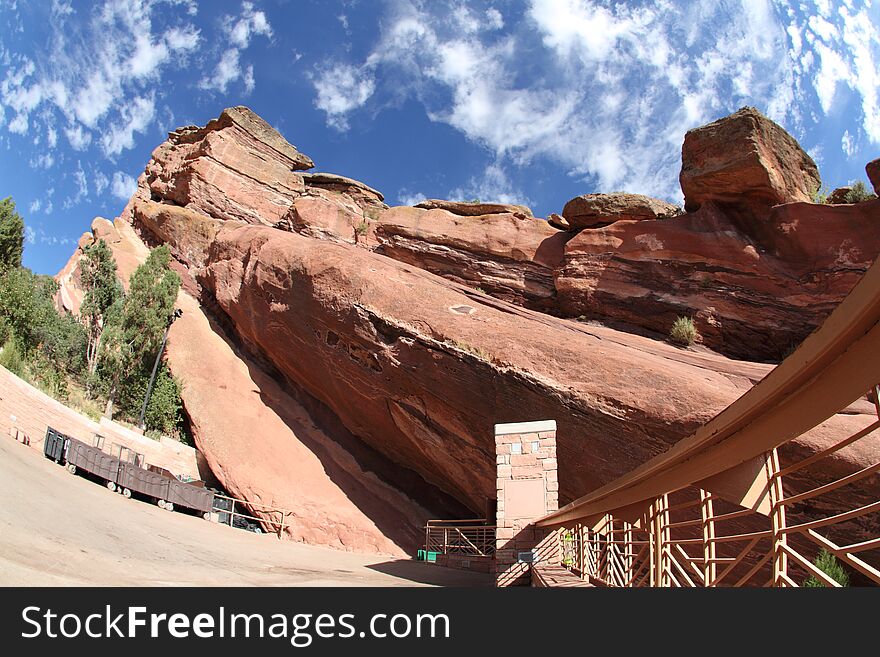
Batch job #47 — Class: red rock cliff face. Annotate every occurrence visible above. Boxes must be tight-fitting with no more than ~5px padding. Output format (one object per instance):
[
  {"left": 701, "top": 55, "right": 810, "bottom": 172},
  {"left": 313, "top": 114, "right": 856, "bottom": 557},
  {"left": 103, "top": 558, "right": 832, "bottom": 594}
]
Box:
[{"left": 56, "top": 106, "right": 879, "bottom": 554}]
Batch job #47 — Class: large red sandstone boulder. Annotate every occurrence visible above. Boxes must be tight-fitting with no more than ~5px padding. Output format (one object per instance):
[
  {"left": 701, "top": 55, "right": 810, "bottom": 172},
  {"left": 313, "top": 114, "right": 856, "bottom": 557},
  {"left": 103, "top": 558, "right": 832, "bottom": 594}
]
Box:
[
  {"left": 562, "top": 192, "right": 680, "bottom": 230},
  {"left": 300, "top": 172, "right": 386, "bottom": 213},
  {"left": 415, "top": 199, "right": 533, "bottom": 219},
  {"left": 680, "top": 107, "right": 820, "bottom": 216},
  {"left": 144, "top": 106, "right": 312, "bottom": 225},
  {"left": 867, "top": 157, "right": 880, "bottom": 194}
]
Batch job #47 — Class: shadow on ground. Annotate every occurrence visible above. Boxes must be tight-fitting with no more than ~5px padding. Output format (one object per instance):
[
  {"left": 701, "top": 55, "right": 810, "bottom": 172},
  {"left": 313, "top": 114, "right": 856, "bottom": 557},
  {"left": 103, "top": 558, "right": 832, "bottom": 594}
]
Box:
[{"left": 366, "top": 560, "right": 493, "bottom": 587}]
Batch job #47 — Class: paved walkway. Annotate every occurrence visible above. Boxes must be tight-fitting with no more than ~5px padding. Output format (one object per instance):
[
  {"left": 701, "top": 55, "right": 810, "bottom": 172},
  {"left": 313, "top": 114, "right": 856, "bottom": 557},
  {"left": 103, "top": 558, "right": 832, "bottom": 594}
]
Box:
[{"left": 0, "top": 437, "right": 490, "bottom": 587}]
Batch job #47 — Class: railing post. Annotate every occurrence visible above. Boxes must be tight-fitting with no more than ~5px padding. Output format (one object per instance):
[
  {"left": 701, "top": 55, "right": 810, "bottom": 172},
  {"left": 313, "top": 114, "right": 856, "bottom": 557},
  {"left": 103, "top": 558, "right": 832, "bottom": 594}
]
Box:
[
  {"left": 767, "top": 448, "right": 788, "bottom": 586},
  {"left": 651, "top": 495, "right": 670, "bottom": 587},
  {"left": 578, "top": 522, "right": 586, "bottom": 578},
  {"left": 624, "top": 521, "right": 634, "bottom": 586},
  {"left": 700, "top": 489, "right": 716, "bottom": 587}
]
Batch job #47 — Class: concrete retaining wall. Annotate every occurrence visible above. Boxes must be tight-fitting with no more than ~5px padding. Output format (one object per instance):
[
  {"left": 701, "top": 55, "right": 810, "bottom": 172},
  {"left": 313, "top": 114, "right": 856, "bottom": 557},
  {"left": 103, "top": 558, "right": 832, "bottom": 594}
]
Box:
[{"left": 0, "top": 366, "right": 200, "bottom": 478}]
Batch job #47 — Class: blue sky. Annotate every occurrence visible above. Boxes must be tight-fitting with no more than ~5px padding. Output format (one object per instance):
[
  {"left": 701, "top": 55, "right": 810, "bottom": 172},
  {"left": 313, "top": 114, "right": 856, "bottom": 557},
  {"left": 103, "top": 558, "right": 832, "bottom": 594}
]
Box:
[{"left": 1, "top": 0, "right": 878, "bottom": 275}]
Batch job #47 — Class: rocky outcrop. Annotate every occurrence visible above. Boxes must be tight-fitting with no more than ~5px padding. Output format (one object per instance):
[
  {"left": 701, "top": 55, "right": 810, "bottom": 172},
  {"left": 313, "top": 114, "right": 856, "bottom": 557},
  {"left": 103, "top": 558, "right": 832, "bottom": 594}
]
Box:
[
  {"left": 373, "top": 206, "right": 565, "bottom": 312},
  {"left": 828, "top": 186, "right": 853, "bottom": 205},
  {"left": 144, "top": 107, "right": 312, "bottom": 226},
  {"left": 414, "top": 199, "right": 533, "bottom": 219},
  {"left": 56, "top": 214, "right": 445, "bottom": 556},
  {"left": 867, "top": 157, "right": 880, "bottom": 194},
  {"left": 300, "top": 172, "right": 386, "bottom": 213},
  {"left": 547, "top": 213, "right": 570, "bottom": 231},
  {"left": 562, "top": 192, "right": 680, "bottom": 230},
  {"left": 680, "top": 106, "right": 820, "bottom": 217},
  {"left": 194, "top": 221, "right": 773, "bottom": 510},
  {"left": 556, "top": 199, "right": 880, "bottom": 360},
  {"left": 55, "top": 105, "right": 880, "bottom": 557},
  {"left": 54, "top": 232, "right": 96, "bottom": 316}
]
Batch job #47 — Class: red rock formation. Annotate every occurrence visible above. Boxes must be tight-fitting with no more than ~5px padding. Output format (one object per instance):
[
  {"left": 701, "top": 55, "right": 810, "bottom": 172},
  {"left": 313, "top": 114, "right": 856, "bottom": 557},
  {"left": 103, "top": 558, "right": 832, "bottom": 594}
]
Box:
[
  {"left": 562, "top": 192, "right": 680, "bottom": 230},
  {"left": 143, "top": 106, "right": 312, "bottom": 225},
  {"left": 373, "top": 206, "right": 565, "bottom": 312},
  {"left": 680, "top": 106, "right": 820, "bottom": 217},
  {"left": 867, "top": 157, "right": 880, "bottom": 195},
  {"left": 556, "top": 199, "right": 880, "bottom": 360},
  {"left": 54, "top": 105, "right": 880, "bottom": 556},
  {"left": 414, "top": 199, "right": 533, "bottom": 219}
]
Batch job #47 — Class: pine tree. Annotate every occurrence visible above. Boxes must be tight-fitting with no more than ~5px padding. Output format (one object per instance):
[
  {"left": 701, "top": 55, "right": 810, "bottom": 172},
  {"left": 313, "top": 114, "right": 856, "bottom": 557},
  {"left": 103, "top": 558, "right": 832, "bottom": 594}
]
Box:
[
  {"left": 79, "top": 240, "right": 122, "bottom": 375},
  {"left": 100, "top": 245, "right": 180, "bottom": 419},
  {"left": 0, "top": 197, "right": 25, "bottom": 270}
]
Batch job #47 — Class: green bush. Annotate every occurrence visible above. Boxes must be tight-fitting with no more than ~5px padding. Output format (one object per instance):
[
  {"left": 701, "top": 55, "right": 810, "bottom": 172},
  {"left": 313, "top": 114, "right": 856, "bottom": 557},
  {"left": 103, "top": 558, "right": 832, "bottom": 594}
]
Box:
[
  {"left": 803, "top": 548, "right": 849, "bottom": 587},
  {"left": 811, "top": 183, "right": 830, "bottom": 204},
  {"left": 669, "top": 316, "right": 698, "bottom": 346},
  {"left": 843, "top": 180, "right": 877, "bottom": 204},
  {"left": 0, "top": 197, "right": 24, "bottom": 269},
  {"left": 0, "top": 338, "right": 26, "bottom": 377}
]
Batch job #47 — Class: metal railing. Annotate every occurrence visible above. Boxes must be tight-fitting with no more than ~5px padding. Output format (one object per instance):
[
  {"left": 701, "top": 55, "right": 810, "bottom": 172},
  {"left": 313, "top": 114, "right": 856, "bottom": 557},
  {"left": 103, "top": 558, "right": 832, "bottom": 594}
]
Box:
[
  {"left": 212, "top": 493, "right": 295, "bottom": 539},
  {"left": 425, "top": 519, "right": 496, "bottom": 557},
  {"left": 536, "top": 254, "right": 880, "bottom": 587}
]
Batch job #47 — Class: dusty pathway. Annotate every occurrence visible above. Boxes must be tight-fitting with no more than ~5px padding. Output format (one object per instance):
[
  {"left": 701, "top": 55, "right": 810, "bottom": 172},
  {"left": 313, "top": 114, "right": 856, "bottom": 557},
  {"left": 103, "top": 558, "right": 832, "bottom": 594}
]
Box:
[{"left": 0, "top": 438, "right": 490, "bottom": 587}]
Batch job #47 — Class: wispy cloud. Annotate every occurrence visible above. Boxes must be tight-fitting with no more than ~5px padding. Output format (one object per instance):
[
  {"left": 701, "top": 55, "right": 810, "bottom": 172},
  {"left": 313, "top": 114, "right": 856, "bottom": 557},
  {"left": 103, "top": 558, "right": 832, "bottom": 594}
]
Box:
[
  {"left": 0, "top": 0, "right": 201, "bottom": 158},
  {"left": 199, "top": 1, "right": 272, "bottom": 94},
  {"left": 310, "top": 0, "right": 880, "bottom": 201},
  {"left": 110, "top": 171, "right": 136, "bottom": 201}
]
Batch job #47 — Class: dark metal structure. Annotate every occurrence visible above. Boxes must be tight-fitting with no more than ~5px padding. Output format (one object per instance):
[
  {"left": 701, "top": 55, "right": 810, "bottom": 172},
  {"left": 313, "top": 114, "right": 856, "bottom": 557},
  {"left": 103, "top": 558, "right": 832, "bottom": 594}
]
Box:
[
  {"left": 42, "top": 426, "right": 214, "bottom": 517},
  {"left": 42, "top": 428, "right": 66, "bottom": 463}
]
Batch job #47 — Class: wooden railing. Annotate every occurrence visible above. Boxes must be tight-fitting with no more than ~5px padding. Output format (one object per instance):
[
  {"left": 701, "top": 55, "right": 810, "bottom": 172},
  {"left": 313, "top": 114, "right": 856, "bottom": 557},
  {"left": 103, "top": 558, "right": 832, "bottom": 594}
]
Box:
[
  {"left": 536, "top": 255, "right": 880, "bottom": 587},
  {"left": 425, "top": 519, "right": 496, "bottom": 557}
]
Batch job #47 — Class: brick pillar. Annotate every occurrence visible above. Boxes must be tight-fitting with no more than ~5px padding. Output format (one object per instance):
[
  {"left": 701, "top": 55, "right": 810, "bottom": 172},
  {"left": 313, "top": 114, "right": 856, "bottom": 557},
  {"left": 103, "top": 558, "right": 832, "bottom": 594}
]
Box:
[{"left": 494, "top": 420, "right": 558, "bottom": 587}]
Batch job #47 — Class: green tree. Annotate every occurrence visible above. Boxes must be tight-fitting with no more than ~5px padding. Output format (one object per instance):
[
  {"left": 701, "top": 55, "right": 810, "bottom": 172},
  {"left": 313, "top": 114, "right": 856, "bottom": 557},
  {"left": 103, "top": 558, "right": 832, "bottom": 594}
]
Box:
[
  {"left": 0, "top": 267, "right": 58, "bottom": 350},
  {"left": 100, "top": 245, "right": 180, "bottom": 418},
  {"left": 843, "top": 180, "right": 878, "bottom": 204},
  {"left": 803, "top": 548, "right": 849, "bottom": 587},
  {"left": 80, "top": 239, "right": 123, "bottom": 374},
  {"left": 0, "top": 265, "right": 87, "bottom": 389},
  {"left": 116, "top": 362, "right": 184, "bottom": 437},
  {"left": 0, "top": 197, "right": 24, "bottom": 270}
]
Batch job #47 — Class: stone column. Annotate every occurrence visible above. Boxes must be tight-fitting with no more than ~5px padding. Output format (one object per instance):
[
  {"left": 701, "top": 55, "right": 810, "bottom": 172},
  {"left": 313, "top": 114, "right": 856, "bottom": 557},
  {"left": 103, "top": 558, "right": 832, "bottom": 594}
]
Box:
[{"left": 494, "top": 420, "right": 559, "bottom": 587}]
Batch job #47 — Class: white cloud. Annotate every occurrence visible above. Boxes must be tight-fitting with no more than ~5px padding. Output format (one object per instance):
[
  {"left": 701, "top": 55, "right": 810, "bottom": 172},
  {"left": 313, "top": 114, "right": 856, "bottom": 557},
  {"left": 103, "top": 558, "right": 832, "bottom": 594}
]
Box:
[
  {"left": 65, "top": 123, "right": 91, "bottom": 150},
  {"left": 310, "top": 0, "right": 880, "bottom": 200},
  {"left": 29, "top": 199, "right": 41, "bottom": 213},
  {"left": 24, "top": 225, "right": 36, "bottom": 245},
  {"left": 110, "top": 171, "right": 136, "bottom": 201},
  {"left": 64, "top": 160, "right": 89, "bottom": 208},
  {"left": 227, "top": 1, "right": 272, "bottom": 48},
  {"left": 8, "top": 113, "right": 28, "bottom": 134},
  {"left": 200, "top": 2, "right": 272, "bottom": 93},
  {"left": 448, "top": 161, "right": 530, "bottom": 206},
  {"left": 165, "top": 25, "right": 200, "bottom": 52},
  {"left": 94, "top": 170, "right": 109, "bottom": 196},
  {"left": 0, "top": 0, "right": 201, "bottom": 155},
  {"left": 29, "top": 152, "right": 55, "bottom": 169},
  {"left": 312, "top": 63, "right": 376, "bottom": 130},
  {"left": 200, "top": 49, "right": 242, "bottom": 93},
  {"left": 101, "top": 95, "right": 155, "bottom": 156},
  {"left": 841, "top": 129, "right": 856, "bottom": 157},
  {"left": 396, "top": 190, "right": 427, "bottom": 206}
]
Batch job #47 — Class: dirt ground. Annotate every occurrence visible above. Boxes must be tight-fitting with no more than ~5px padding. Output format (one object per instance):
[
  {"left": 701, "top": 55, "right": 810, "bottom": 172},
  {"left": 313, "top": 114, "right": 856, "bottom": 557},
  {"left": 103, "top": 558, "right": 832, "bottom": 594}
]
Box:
[{"left": 0, "top": 438, "right": 490, "bottom": 587}]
